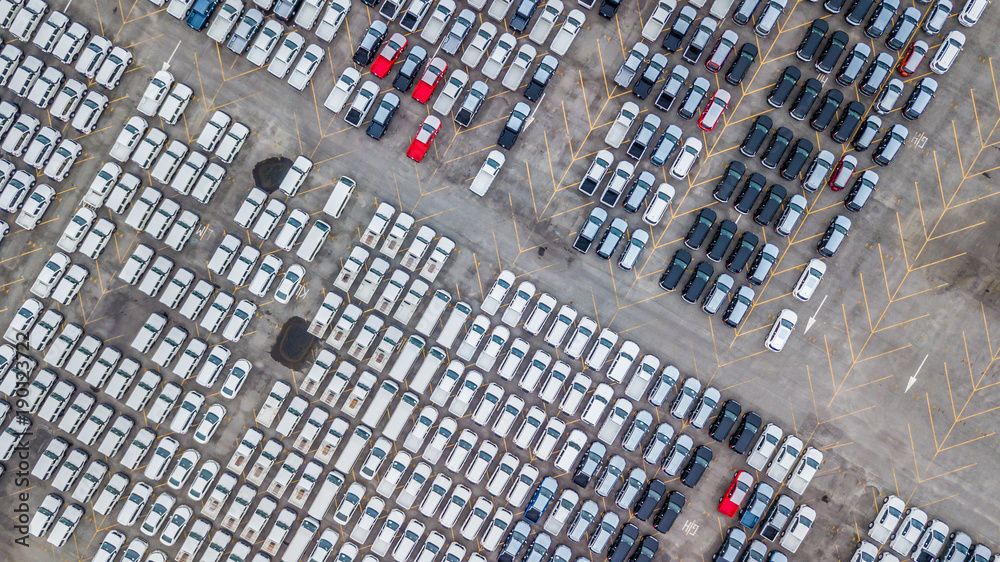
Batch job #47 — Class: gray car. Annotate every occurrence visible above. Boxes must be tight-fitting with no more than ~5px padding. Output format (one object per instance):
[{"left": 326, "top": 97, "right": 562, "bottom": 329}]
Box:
[
  {"left": 643, "top": 423, "right": 674, "bottom": 464},
  {"left": 661, "top": 433, "right": 693, "bottom": 476},
  {"left": 567, "top": 500, "right": 599, "bottom": 542},
  {"left": 615, "top": 468, "right": 646, "bottom": 510},
  {"left": 647, "top": 365, "right": 679, "bottom": 406},
  {"left": 760, "top": 494, "right": 795, "bottom": 541},
  {"left": 688, "top": 387, "right": 720, "bottom": 428},
  {"left": 621, "top": 411, "right": 653, "bottom": 452},
  {"left": 702, "top": 274, "right": 733, "bottom": 315},
  {"left": 228, "top": 9, "right": 263, "bottom": 55},
  {"left": 669, "top": 377, "right": 701, "bottom": 419},
  {"left": 588, "top": 511, "right": 620, "bottom": 553},
  {"left": 938, "top": 531, "right": 972, "bottom": 562},
  {"left": 614, "top": 42, "right": 649, "bottom": 88},
  {"left": 595, "top": 455, "right": 626, "bottom": 497}
]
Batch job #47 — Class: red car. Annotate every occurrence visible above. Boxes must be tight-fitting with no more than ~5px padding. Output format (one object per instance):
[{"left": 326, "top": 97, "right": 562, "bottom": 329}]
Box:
[
  {"left": 828, "top": 154, "right": 858, "bottom": 190},
  {"left": 898, "top": 40, "right": 928, "bottom": 77},
  {"left": 406, "top": 115, "right": 442, "bottom": 162},
  {"left": 412, "top": 57, "right": 448, "bottom": 104},
  {"left": 698, "top": 89, "right": 731, "bottom": 132},
  {"left": 718, "top": 470, "right": 754, "bottom": 518},
  {"left": 370, "top": 33, "right": 407, "bottom": 78}
]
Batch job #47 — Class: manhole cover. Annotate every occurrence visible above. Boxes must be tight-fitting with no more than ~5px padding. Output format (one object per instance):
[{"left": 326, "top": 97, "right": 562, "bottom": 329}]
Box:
[
  {"left": 253, "top": 156, "right": 292, "bottom": 193},
  {"left": 270, "top": 317, "right": 315, "bottom": 370}
]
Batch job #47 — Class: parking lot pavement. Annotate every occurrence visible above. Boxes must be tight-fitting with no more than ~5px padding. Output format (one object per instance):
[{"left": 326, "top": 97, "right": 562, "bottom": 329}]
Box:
[{"left": 3, "top": 0, "right": 1000, "bottom": 560}]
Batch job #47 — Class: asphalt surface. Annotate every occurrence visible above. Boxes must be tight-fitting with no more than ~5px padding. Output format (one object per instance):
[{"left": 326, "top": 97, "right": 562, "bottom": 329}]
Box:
[{"left": 1, "top": 0, "right": 1000, "bottom": 560}]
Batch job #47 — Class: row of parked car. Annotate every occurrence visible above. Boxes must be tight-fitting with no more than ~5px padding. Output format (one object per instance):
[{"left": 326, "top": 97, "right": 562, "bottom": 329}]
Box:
[{"left": 861, "top": 494, "right": 997, "bottom": 562}]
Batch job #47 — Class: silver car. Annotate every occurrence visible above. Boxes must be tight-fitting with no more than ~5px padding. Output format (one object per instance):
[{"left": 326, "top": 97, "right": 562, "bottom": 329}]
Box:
[
  {"left": 594, "top": 455, "right": 626, "bottom": 497},
  {"left": 669, "top": 377, "right": 701, "bottom": 419}
]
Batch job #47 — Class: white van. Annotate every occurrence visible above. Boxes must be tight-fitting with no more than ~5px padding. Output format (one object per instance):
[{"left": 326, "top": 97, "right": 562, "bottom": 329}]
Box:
[
  {"left": 131, "top": 312, "right": 167, "bottom": 354},
  {"left": 275, "top": 396, "right": 309, "bottom": 437},
  {"left": 124, "top": 187, "right": 162, "bottom": 231},
  {"left": 281, "top": 516, "right": 320, "bottom": 562},
  {"left": 409, "top": 345, "right": 447, "bottom": 394},
  {"left": 295, "top": 220, "right": 331, "bottom": 262},
  {"left": 360, "top": 379, "right": 399, "bottom": 427},
  {"left": 178, "top": 280, "right": 214, "bottom": 321},
  {"left": 382, "top": 391, "right": 419, "bottom": 441},
  {"left": 314, "top": 417, "right": 350, "bottom": 464},
  {"left": 437, "top": 301, "right": 472, "bottom": 349},
  {"left": 369, "top": 325, "right": 405, "bottom": 373},
  {"left": 302, "top": 348, "right": 337, "bottom": 396},
  {"left": 386, "top": 334, "right": 425, "bottom": 382},
  {"left": 306, "top": 470, "right": 346, "bottom": 519},
  {"left": 319, "top": 361, "right": 356, "bottom": 407},
  {"left": 414, "top": 289, "right": 452, "bottom": 335},
  {"left": 333, "top": 424, "right": 373, "bottom": 473},
  {"left": 322, "top": 176, "right": 356, "bottom": 218}
]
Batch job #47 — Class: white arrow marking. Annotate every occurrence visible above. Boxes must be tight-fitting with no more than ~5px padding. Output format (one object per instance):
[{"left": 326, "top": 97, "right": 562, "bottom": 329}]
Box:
[
  {"left": 803, "top": 294, "right": 827, "bottom": 334},
  {"left": 162, "top": 40, "right": 183, "bottom": 72},
  {"left": 64, "top": 0, "right": 73, "bottom": 9},
  {"left": 906, "top": 354, "right": 929, "bottom": 392},
  {"left": 525, "top": 93, "right": 544, "bottom": 130},
  {"left": 734, "top": 213, "right": 742, "bottom": 224}
]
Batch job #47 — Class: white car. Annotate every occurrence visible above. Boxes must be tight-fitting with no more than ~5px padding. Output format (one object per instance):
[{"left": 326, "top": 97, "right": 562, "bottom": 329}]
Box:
[
  {"left": 461, "top": 22, "right": 497, "bottom": 68},
  {"left": 581, "top": 383, "right": 615, "bottom": 426},
  {"left": 223, "top": 299, "right": 257, "bottom": 343},
  {"left": 246, "top": 19, "right": 283, "bottom": 66},
  {"left": 46, "top": 503, "right": 84, "bottom": 547},
  {"left": 432, "top": 69, "right": 468, "bottom": 115},
  {"left": 71, "top": 90, "right": 108, "bottom": 133},
  {"left": 274, "top": 264, "right": 305, "bottom": 304},
  {"left": 288, "top": 44, "right": 324, "bottom": 90},
  {"left": 793, "top": 259, "right": 825, "bottom": 301},
  {"left": 670, "top": 137, "right": 703, "bottom": 180},
  {"left": 766, "top": 434, "right": 803, "bottom": 483},
  {"left": 95, "top": 46, "right": 132, "bottom": 89},
  {"left": 393, "top": 519, "right": 425, "bottom": 561},
  {"left": 765, "top": 309, "right": 797, "bottom": 352},
  {"left": 137, "top": 70, "right": 173, "bottom": 116},
  {"left": 533, "top": 417, "right": 565, "bottom": 460},
  {"left": 642, "top": 0, "right": 676, "bottom": 40},
  {"left": 117, "top": 482, "right": 153, "bottom": 526},
  {"left": 564, "top": 316, "right": 598, "bottom": 359},
  {"left": 158, "top": 83, "right": 194, "bottom": 124},
  {"left": 316, "top": 0, "right": 351, "bottom": 40},
  {"left": 461, "top": 497, "right": 493, "bottom": 541},
  {"left": 456, "top": 315, "right": 489, "bottom": 361},
  {"left": 16, "top": 183, "right": 55, "bottom": 230},
  {"left": 323, "top": 67, "right": 361, "bottom": 114},
  {"left": 268, "top": 32, "right": 305, "bottom": 78},
  {"left": 445, "top": 429, "right": 478, "bottom": 473},
  {"left": 439, "top": 485, "right": 472, "bottom": 529},
  {"left": 559, "top": 372, "right": 592, "bottom": 416}
]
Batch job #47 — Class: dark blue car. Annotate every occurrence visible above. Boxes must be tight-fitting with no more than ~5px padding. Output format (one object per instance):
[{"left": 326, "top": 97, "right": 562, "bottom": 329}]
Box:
[
  {"left": 186, "top": 0, "right": 220, "bottom": 30},
  {"left": 524, "top": 476, "right": 558, "bottom": 523}
]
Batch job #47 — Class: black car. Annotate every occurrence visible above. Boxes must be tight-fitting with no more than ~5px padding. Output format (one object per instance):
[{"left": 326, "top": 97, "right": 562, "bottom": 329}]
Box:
[
  {"left": 831, "top": 101, "right": 864, "bottom": 142},
  {"left": 729, "top": 411, "right": 762, "bottom": 453},
  {"left": 779, "top": 138, "right": 812, "bottom": 180},
  {"left": 789, "top": 78, "right": 822, "bottom": 120},
  {"left": 823, "top": 0, "right": 849, "bottom": 13},
  {"left": 682, "top": 18, "right": 718, "bottom": 64},
  {"left": 681, "top": 445, "right": 712, "bottom": 487},
  {"left": 574, "top": 441, "right": 607, "bottom": 486},
  {"left": 753, "top": 184, "right": 786, "bottom": 226},
  {"left": 629, "top": 536, "right": 659, "bottom": 562},
  {"left": 454, "top": 80, "right": 488, "bottom": 128},
  {"left": 809, "top": 89, "right": 843, "bottom": 131},
  {"left": 709, "top": 399, "right": 742, "bottom": 441},
  {"left": 677, "top": 76, "right": 710, "bottom": 119},
  {"left": 767, "top": 66, "right": 800, "bottom": 108},
  {"left": 596, "top": 218, "right": 628, "bottom": 259},
  {"left": 815, "top": 30, "right": 849, "bottom": 73},
  {"left": 732, "top": 0, "right": 763, "bottom": 25},
  {"left": 653, "top": 491, "right": 685, "bottom": 532},
  {"left": 725, "top": 43, "right": 757, "bottom": 85},
  {"left": 654, "top": 65, "right": 689, "bottom": 111},
  {"left": 836, "top": 43, "right": 871, "bottom": 86},
  {"left": 725, "top": 232, "right": 758, "bottom": 273},
  {"left": 524, "top": 55, "right": 558, "bottom": 101},
  {"left": 573, "top": 207, "right": 608, "bottom": 253},
  {"left": 633, "top": 479, "right": 666, "bottom": 521},
  {"left": 713, "top": 161, "right": 746, "bottom": 202},
  {"left": 662, "top": 6, "right": 696, "bottom": 52},
  {"left": 739, "top": 115, "right": 772, "bottom": 157},
  {"left": 365, "top": 93, "right": 400, "bottom": 140},
  {"left": 509, "top": 0, "right": 539, "bottom": 32},
  {"left": 684, "top": 208, "right": 717, "bottom": 250},
  {"left": 681, "top": 261, "right": 713, "bottom": 303},
  {"left": 352, "top": 21, "right": 388, "bottom": 66},
  {"left": 599, "top": 0, "right": 621, "bottom": 18},
  {"left": 760, "top": 126, "right": 792, "bottom": 168},
  {"left": 623, "top": 172, "right": 655, "bottom": 212},
  {"left": 608, "top": 524, "right": 640, "bottom": 562},
  {"left": 796, "top": 19, "right": 828, "bottom": 61},
  {"left": 659, "top": 249, "right": 692, "bottom": 291},
  {"left": 633, "top": 53, "right": 667, "bottom": 99},
  {"left": 864, "top": 0, "right": 898, "bottom": 38},
  {"left": 497, "top": 102, "right": 530, "bottom": 149},
  {"left": 902, "top": 77, "right": 937, "bottom": 120},
  {"left": 627, "top": 115, "right": 661, "bottom": 160},
  {"left": 872, "top": 123, "right": 907, "bottom": 166},
  {"left": 393, "top": 47, "right": 427, "bottom": 92},
  {"left": 845, "top": 0, "right": 876, "bottom": 25},
  {"left": 734, "top": 172, "right": 765, "bottom": 214},
  {"left": 853, "top": 115, "right": 881, "bottom": 151},
  {"left": 858, "top": 51, "right": 894, "bottom": 96},
  {"left": 706, "top": 220, "right": 737, "bottom": 262}
]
